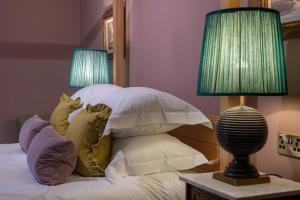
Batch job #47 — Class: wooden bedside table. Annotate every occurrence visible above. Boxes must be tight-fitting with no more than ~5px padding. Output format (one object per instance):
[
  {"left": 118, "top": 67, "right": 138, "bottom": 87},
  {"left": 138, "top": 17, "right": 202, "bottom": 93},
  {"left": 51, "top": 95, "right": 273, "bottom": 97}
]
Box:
[{"left": 179, "top": 173, "right": 300, "bottom": 200}]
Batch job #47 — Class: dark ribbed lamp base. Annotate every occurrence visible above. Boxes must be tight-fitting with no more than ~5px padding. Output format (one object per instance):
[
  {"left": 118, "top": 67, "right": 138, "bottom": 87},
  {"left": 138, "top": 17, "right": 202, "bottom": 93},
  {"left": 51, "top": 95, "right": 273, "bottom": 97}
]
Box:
[{"left": 216, "top": 106, "right": 268, "bottom": 179}]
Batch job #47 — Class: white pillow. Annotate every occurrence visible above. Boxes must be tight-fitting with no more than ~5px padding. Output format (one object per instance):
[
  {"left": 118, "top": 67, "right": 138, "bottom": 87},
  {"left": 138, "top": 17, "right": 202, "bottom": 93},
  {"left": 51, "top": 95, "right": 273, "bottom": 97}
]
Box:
[
  {"left": 105, "top": 134, "right": 208, "bottom": 179},
  {"left": 68, "top": 84, "right": 122, "bottom": 121},
  {"left": 101, "top": 87, "right": 212, "bottom": 137}
]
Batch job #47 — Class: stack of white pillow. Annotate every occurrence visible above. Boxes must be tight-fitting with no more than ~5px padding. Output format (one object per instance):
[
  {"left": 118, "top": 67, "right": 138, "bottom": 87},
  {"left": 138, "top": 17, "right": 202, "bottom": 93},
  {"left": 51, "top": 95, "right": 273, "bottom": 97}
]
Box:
[{"left": 69, "top": 84, "right": 212, "bottom": 179}]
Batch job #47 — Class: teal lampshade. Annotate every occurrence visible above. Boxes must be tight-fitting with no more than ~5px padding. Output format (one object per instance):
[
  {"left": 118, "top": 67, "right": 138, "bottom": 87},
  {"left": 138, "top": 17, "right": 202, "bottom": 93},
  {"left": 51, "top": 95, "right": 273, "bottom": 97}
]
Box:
[
  {"left": 197, "top": 8, "right": 287, "bottom": 96},
  {"left": 69, "top": 48, "right": 110, "bottom": 87}
]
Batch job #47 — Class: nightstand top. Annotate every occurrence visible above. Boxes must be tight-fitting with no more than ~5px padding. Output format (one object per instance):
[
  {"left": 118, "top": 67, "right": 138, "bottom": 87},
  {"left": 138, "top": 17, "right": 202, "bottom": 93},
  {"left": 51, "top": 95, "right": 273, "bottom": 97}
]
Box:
[{"left": 179, "top": 172, "right": 300, "bottom": 200}]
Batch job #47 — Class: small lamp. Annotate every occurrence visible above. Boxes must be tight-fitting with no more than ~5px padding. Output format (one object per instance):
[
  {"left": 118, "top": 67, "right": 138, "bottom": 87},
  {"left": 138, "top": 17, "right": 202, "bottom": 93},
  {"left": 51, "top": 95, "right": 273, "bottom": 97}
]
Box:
[
  {"left": 69, "top": 48, "right": 110, "bottom": 87},
  {"left": 197, "top": 8, "right": 287, "bottom": 183}
]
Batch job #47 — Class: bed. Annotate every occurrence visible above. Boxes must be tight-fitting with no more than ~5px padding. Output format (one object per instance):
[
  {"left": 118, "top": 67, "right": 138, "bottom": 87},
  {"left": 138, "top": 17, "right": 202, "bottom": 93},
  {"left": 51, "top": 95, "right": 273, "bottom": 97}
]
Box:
[
  {"left": 1, "top": 124, "right": 219, "bottom": 200},
  {"left": 0, "top": 144, "right": 185, "bottom": 200},
  {"left": 0, "top": 117, "right": 219, "bottom": 200}
]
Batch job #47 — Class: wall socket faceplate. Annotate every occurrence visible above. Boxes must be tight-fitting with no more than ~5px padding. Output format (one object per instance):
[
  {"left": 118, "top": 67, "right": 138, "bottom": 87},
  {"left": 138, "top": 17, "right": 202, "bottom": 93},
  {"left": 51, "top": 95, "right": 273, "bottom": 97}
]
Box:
[{"left": 278, "top": 133, "right": 300, "bottom": 159}]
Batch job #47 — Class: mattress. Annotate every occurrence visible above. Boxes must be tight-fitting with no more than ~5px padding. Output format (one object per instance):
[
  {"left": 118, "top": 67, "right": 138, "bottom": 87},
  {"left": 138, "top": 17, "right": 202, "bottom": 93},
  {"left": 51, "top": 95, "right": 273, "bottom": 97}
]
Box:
[{"left": 0, "top": 144, "right": 185, "bottom": 200}]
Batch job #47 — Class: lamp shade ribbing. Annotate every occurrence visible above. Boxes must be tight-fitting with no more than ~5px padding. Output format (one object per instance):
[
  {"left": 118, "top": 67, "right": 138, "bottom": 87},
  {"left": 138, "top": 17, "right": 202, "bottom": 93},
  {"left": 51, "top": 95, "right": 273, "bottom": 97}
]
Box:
[
  {"left": 69, "top": 48, "right": 110, "bottom": 87},
  {"left": 197, "top": 8, "right": 287, "bottom": 96}
]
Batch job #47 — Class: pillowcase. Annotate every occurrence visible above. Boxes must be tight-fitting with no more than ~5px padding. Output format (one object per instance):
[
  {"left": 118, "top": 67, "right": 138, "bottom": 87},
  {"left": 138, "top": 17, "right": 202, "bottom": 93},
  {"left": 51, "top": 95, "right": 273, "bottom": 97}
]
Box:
[
  {"left": 105, "top": 133, "right": 208, "bottom": 179},
  {"left": 101, "top": 87, "right": 212, "bottom": 137},
  {"left": 19, "top": 115, "right": 51, "bottom": 153},
  {"left": 66, "top": 104, "right": 112, "bottom": 177},
  {"left": 27, "top": 125, "right": 77, "bottom": 186},
  {"left": 68, "top": 84, "right": 122, "bottom": 121},
  {"left": 50, "top": 93, "right": 81, "bottom": 136}
]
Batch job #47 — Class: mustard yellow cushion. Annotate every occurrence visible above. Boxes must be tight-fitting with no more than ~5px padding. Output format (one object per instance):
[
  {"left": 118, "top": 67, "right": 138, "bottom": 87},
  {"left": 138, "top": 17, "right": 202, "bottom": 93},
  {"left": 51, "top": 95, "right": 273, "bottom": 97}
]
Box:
[
  {"left": 50, "top": 93, "right": 81, "bottom": 136},
  {"left": 66, "top": 104, "right": 112, "bottom": 177}
]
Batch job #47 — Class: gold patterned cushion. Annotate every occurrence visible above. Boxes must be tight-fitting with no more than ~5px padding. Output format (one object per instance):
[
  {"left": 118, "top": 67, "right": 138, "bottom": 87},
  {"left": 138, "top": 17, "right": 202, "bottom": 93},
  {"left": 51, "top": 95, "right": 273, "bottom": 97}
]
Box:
[
  {"left": 66, "top": 104, "right": 112, "bottom": 177},
  {"left": 50, "top": 93, "right": 81, "bottom": 136}
]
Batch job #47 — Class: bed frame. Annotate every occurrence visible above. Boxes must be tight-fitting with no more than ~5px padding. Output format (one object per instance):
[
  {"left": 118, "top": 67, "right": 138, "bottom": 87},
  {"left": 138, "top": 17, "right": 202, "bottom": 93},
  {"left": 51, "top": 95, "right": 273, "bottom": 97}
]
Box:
[{"left": 169, "top": 116, "right": 220, "bottom": 172}]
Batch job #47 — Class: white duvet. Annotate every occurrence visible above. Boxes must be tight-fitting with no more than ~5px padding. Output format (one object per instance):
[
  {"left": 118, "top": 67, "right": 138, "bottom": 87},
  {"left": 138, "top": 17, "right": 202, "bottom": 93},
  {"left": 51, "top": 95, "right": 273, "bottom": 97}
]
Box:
[{"left": 0, "top": 144, "right": 185, "bottom": 200}]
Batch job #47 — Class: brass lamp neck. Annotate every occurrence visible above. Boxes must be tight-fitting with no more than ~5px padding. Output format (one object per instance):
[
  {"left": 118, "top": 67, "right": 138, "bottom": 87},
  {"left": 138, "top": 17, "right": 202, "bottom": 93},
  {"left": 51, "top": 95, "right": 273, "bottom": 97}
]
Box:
[{"left": 240, "top": 96, "right": 245, "bottom": 106}]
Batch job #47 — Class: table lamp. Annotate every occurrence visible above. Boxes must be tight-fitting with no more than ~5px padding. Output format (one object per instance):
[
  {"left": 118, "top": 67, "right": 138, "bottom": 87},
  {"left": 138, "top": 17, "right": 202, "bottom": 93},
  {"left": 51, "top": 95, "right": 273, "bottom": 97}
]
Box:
[
  {"left": 69, "top": 48, "right": 110, "bottom": 87},
  {"left": 197, "top": 8, "right": 287, "bottom": 183}
]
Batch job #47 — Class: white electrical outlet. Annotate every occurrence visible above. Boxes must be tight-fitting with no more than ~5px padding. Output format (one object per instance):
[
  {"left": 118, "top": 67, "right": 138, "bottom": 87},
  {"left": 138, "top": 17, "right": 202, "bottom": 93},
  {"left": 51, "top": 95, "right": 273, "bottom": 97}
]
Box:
[{"left": 278, "top": 133, "right": 300, "bottom": 159}]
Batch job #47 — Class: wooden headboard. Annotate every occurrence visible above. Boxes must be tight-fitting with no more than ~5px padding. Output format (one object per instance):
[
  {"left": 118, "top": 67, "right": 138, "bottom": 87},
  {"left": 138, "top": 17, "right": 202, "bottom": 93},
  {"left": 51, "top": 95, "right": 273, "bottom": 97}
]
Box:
[{"left": 169, "top": 116, "right": 220, "bottom": 172}]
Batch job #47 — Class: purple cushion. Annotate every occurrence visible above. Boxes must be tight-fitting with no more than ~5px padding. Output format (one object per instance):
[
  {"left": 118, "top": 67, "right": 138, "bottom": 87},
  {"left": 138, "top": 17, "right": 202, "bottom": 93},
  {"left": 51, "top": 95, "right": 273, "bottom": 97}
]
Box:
[
  {"left": 19, "top": 115, "right": 50, "bottom": 153},
  {"left": 27, "top": 125, "right": 77, "bottom": 186}
]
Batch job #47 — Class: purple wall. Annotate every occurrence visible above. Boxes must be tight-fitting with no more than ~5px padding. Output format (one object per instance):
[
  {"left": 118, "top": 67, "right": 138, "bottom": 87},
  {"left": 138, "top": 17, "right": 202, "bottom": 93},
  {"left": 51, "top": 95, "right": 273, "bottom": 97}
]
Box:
[
  {"left": 0, "top": 0, "right": 80, "bottom": 143},
  {"left": 0, "top": 0, "right": 220, "bottom": 143},
  {"left": 128, "top": 0, "right": 220, "bottom": 114}
]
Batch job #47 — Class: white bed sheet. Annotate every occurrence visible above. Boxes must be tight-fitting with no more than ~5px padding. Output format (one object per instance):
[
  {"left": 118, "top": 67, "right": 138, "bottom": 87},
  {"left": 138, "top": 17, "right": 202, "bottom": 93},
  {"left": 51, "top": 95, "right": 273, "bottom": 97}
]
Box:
[{"left": 0, "top": 144, "right": 185, "bottom": 200}]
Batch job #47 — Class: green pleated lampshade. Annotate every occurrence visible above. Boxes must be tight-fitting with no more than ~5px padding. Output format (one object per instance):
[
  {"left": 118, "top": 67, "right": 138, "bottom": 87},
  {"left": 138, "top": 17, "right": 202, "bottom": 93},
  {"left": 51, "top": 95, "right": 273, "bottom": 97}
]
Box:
[
  {"left": 69, "top": 48, "right": 110, "bottom": 87},
  {"left": 197, "top": 8, "right": 287, "bottom": 96}
]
